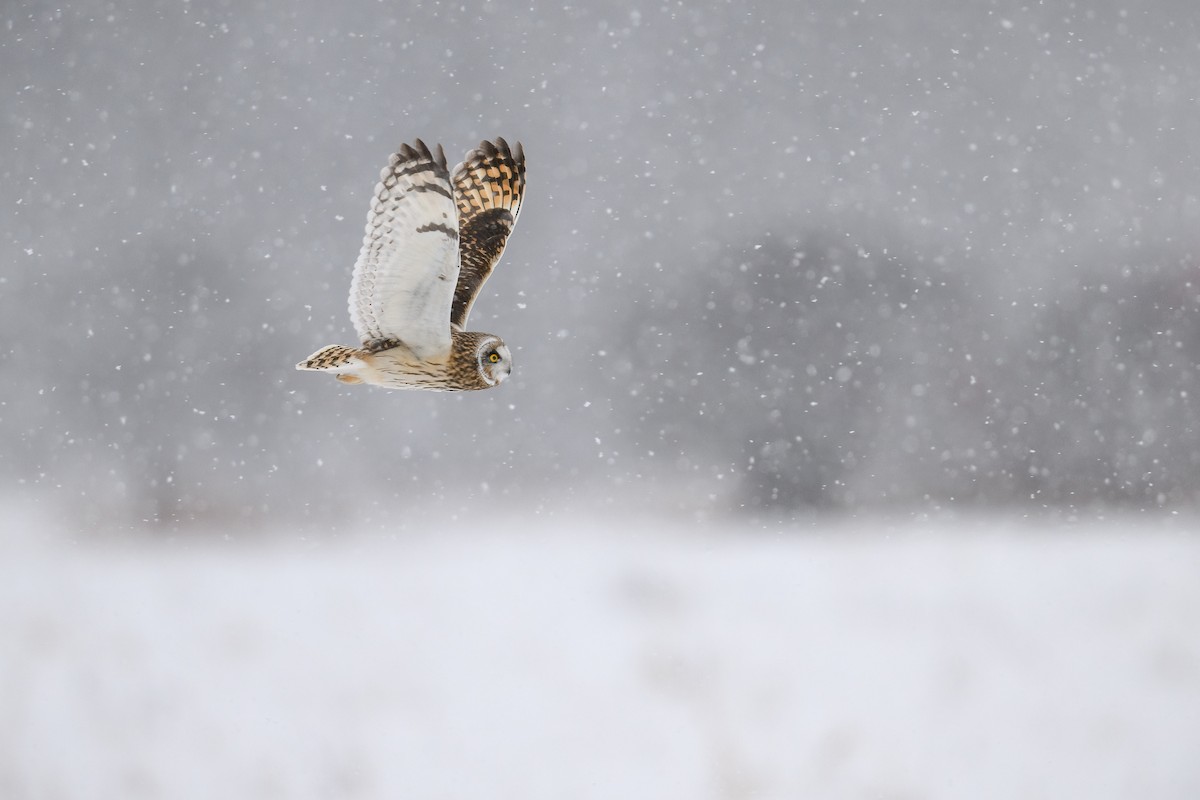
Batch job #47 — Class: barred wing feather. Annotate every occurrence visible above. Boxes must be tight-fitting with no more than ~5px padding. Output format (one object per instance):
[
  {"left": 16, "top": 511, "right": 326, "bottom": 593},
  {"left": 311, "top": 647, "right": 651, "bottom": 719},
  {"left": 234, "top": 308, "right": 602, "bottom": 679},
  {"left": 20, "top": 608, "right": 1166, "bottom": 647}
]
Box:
[
  {"left": 449, "top": 137, "right": 526, "bottom": 329},
  {"left": 348, "top": 139, "right": 460, "bottom": 360}
]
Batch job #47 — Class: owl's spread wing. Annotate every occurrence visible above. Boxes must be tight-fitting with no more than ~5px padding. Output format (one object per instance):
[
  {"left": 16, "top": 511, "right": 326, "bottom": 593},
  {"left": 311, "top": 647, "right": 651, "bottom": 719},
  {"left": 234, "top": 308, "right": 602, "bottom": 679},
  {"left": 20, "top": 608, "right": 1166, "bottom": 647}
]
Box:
[
  {"left": 449, "top": 138, "right": 526, "bottom": 329},
  {"left": 349, "top": 140, "right": 459, "bottom": 360}
]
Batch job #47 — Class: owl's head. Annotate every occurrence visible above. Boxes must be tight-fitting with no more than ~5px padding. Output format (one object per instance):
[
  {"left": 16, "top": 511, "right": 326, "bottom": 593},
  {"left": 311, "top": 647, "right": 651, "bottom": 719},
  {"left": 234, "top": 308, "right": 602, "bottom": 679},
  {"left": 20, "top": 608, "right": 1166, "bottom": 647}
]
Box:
[
  {"left": 449, "top": 331, "right": 513, "bottom": 390},
  {"left": 474, "top": 334, "right": 513, "bottom": 388}
]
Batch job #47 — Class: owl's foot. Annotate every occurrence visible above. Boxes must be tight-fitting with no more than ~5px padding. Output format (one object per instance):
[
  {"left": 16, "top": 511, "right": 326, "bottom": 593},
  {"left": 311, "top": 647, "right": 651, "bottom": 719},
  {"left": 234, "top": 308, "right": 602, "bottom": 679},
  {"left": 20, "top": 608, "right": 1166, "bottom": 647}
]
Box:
[{"left": 363, "top": 337, "right": 402, "bottom": 353}]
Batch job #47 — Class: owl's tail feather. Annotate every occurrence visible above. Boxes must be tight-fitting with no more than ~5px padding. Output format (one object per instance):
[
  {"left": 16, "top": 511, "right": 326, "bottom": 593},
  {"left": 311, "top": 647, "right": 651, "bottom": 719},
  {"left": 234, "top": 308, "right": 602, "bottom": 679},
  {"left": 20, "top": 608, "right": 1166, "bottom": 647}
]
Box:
[{"left": 296, "top": 345, "right": 369, "bottom": 373}]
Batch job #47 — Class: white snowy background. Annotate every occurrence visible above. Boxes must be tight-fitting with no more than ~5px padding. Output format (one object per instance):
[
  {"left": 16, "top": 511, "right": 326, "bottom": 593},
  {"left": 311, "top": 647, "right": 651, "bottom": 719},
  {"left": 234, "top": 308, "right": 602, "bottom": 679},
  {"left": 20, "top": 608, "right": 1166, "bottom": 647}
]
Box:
[
  {"left": 3, "top": 511, "right": 1199, "bottom": 799},
  {"left": 3, "top": 1, "right": 1200, "bottom": 797}
]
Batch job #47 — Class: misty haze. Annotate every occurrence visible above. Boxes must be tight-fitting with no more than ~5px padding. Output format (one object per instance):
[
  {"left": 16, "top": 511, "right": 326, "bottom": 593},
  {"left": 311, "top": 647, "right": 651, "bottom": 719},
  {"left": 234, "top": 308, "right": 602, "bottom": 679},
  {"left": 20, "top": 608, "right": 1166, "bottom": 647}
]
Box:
[{"left": 3, "top": 2, "right": 1199, "bottom": 798}]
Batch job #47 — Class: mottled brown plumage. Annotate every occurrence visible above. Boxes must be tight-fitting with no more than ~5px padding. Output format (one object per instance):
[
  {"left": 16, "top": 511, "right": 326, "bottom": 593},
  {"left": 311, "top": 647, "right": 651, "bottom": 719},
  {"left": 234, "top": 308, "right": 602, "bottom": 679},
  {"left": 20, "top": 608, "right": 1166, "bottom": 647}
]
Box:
[
  {"left": 298, "top": 332, "right": 510, "bottom": 390},
  {"left": 451, "top": 138, "right": 526, "bottom": 328}
]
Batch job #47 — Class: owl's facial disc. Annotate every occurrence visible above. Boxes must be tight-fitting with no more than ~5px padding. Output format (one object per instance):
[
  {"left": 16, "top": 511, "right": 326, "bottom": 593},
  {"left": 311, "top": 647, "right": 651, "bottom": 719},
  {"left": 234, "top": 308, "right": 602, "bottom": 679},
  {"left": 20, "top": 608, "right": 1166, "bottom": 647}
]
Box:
[{"left": 478, "top": 339, "right": 513, "bottom": 386}]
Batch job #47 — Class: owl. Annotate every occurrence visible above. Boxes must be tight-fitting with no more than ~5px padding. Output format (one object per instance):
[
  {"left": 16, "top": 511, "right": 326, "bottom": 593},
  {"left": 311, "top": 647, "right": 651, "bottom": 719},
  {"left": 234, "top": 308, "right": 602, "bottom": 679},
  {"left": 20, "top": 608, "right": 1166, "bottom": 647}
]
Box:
[{"left": 297, "top": 137, "right": 526, "bottom": 391}]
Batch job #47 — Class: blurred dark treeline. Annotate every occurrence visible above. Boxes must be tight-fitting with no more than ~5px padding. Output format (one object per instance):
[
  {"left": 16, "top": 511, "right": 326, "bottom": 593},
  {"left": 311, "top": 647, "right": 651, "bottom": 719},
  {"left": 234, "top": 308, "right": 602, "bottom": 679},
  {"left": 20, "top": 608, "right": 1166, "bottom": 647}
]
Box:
[
  {"left": 621, "top": 232, "right": 1200, "bottom": 511},
  {"left": 3, "top": 1, "right": 1199, "bottom": 529}
]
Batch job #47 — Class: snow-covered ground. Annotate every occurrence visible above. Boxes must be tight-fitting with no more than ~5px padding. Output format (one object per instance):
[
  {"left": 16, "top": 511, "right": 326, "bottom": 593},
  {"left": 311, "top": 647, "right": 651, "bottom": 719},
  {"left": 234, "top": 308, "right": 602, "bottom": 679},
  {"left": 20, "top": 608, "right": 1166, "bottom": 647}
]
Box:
[{"left": 2, "top": 512, "right": 1198, "bottom": 799}]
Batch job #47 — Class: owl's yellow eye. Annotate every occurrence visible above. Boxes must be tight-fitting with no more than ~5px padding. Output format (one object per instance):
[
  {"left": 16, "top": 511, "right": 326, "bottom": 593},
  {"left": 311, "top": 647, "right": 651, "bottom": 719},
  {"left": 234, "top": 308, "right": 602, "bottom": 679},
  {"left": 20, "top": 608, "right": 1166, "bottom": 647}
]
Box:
[{"left": 488, "top": 352, "right": 501, "bottom": 363}]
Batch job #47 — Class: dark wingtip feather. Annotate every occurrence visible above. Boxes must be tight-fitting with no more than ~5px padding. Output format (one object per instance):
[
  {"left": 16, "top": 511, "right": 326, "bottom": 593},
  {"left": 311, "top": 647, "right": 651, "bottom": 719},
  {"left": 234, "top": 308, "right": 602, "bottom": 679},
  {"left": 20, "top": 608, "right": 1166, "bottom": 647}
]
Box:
[{"left": 394, "top": 138, "right": 449, "bottom": 172}]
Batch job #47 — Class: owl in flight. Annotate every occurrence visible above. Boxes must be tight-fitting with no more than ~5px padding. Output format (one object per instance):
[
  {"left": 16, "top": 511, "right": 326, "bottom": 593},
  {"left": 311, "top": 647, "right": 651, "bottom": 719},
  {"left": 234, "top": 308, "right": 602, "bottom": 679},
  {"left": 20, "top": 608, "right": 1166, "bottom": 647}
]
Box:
[{"left": 297, "top": 137, "right": 526, "bottom": 391}]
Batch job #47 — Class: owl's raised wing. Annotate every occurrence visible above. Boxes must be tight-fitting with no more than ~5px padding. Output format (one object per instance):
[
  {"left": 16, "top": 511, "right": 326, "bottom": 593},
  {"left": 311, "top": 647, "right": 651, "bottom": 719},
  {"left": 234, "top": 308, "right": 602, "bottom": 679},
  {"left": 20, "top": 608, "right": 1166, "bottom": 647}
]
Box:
[
  {"left": 349, "top": 140, "right": 459, "bottom": 360},
  {"left": 449, "top": 138, "right": 526, "bottom": 329}
]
